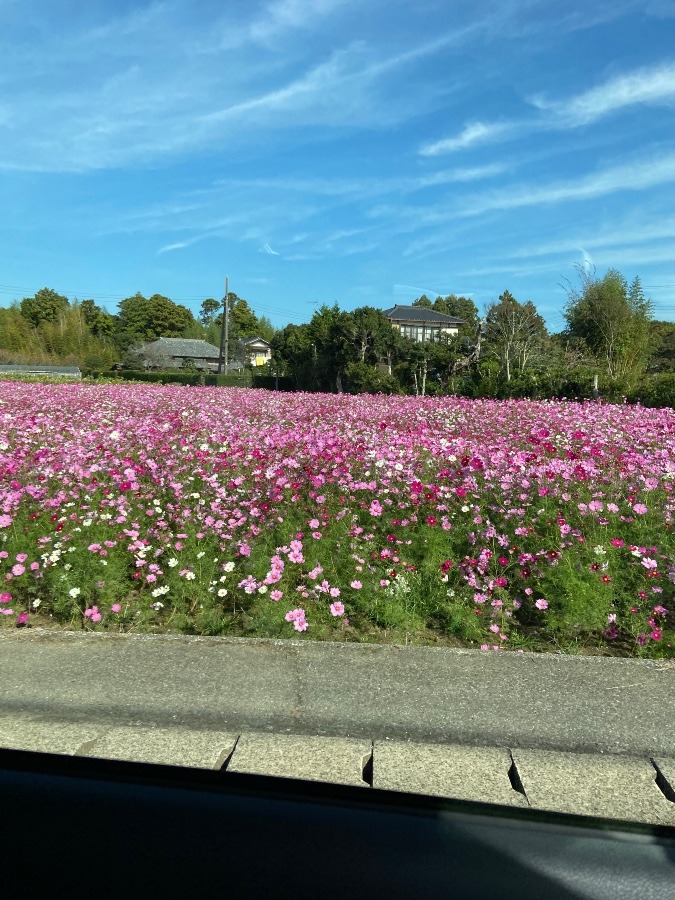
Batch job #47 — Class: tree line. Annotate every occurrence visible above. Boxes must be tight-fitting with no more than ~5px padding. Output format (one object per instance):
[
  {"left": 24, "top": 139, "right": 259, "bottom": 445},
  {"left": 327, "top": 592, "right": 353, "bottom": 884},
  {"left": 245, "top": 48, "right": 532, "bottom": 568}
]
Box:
[
  {"left": 271, "top": 271, "right": 673, "bottom": 402},
  {"left": 0, "top": 289, "right": 273, "bottom": 371},
  {"left": 0, "top": 270, "right": 673, "bottom": 403}
]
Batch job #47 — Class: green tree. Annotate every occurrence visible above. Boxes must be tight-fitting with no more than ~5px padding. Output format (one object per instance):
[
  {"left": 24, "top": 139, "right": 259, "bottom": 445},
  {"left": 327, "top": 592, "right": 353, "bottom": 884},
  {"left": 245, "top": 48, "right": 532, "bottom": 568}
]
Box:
[
  {"left": 228, "top": 295, "right": 259, "bottom": 338},
  {"left": 435, "top": 295, "right": 479, "bottom": 342},
  {"left": 116, "top": 292, "right": 196, "bottom": 343},
  {"left": 484, "top": 291, "right": 548, "bottom": 383},
  {"left": 271, "top": 323, "right": 316, "bottom": 388},
  {"left": 256, "top": 315, "right": 275, "bottom": 343},
  {"left": 19, "top": 288, "right": 70, "bottom": 329},
  {"left": 79, "top": 299, "right": 115, "bottom": 340},
  {"left": 0, "top": 304, "right": 35, "bottom": 355},
  {"left": 647, "top": 320, "right": 675, "bottom": 373},
  {"left": 564, "top": 268, "right": 653, "bottom": 382},
  {"left": 199, "top": 298, "right": 221, "bottom": 327},
  {"left": 411, "top": 295, "right": 433, "bottom": 308},
  {"left": 345, "top": 306, "right": 396, "bottom": 364}
]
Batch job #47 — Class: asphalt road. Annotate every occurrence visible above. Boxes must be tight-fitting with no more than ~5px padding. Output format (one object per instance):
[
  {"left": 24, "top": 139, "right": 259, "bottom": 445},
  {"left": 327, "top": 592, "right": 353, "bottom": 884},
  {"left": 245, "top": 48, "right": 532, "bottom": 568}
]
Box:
[{"left": 1, "top": 630, "right": 673, "bottom": 756}]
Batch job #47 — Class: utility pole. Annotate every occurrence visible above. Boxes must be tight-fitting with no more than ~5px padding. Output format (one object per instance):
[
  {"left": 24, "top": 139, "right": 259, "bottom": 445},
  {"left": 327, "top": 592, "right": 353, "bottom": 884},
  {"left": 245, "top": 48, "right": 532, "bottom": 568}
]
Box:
[{"left": 218, "top": 276, "right": 229, "bottom": 374}]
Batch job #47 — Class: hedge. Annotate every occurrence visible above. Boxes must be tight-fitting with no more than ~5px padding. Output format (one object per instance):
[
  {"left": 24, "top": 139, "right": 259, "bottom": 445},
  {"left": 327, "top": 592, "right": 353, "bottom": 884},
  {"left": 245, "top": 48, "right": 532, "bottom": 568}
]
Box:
[{"left": 87, "top": 370, "right": 252, "bottom": 387}]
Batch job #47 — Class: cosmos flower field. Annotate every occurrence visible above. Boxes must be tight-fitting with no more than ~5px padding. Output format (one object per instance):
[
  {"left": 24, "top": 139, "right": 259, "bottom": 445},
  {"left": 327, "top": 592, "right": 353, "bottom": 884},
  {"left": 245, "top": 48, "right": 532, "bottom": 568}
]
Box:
[{"left": 0, "top": 382, "right": 673, "bottom": 657}]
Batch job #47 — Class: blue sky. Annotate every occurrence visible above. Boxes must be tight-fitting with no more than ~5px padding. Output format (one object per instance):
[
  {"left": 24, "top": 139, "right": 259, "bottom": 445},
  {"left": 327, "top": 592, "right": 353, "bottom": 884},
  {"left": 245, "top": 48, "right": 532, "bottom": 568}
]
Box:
[{"left": 1, "top": 0, "right": 675, "bottom": 331}]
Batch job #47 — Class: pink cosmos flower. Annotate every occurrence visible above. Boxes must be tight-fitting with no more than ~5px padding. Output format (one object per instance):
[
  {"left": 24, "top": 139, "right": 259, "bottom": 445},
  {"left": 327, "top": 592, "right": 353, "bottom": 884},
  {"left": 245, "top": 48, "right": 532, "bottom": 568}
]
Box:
[
  {"left": 11, "top": 564, "right": 25, "bottom": 577},
  {"left": 15, "top": 553, "right": 28, "bottom": 563},
  {"left": 535, "top": 598, "right": 549, "bottom": 610},
  {"left": 330, "top": 602, "right": 345, "bottom": 617},
  {"left": 632, "top": 503, "right": 648, "bottom": 515},
  {"left": 0, "top": 592, "right": 11, "bottom": 603},
  {"left": 0, "top": 515, "right": 13, "bottom": 528},
  {"left": 111, "top": 603, "right": 122, "bottom": 613},
  {"left": 270, "top": 590, "right": 283, "bottom": 602},
  {"left": 350, "top": 580, "right": 362, "bottom": 590},
  {"left": 16, "top": 611, "right": 28, "bottom": 625}
]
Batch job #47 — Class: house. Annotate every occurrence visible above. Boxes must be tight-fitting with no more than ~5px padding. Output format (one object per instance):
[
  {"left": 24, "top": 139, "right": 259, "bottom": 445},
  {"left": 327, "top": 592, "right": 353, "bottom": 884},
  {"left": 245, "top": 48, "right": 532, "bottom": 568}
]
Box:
[
  {"left": 0, "top": 365, "right": 82, "bottom": 379},
  {"left": 383, "top": 305, "right": 464, "bottom": 343},
  {"left": 238, "top": 337, "right": 271, "bottom": 367},
  {"left": 139, "top": 338, "right": 222, "bottom": 370}
]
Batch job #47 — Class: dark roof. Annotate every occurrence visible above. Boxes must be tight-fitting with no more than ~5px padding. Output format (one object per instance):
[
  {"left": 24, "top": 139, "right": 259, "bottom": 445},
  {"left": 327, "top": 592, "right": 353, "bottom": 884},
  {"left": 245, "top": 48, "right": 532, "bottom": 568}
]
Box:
[
  {"left": 143, "top": 338, "right": 221, "bottom": 359},
  {"left": 239, "top": 337, "right": 270, "bottom": 348},
  {"left": 383, "top": 305, "right": 464, "bottom": 324},
  {"left": 0, "top": 365, "right": 81, "bottom": 376}
]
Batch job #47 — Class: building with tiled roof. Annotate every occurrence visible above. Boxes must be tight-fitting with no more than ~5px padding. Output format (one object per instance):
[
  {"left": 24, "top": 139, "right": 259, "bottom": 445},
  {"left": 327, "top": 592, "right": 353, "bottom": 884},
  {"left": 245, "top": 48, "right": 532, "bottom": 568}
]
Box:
[{"left": 383, "top": 305, "right": 464, "bottom": 343}]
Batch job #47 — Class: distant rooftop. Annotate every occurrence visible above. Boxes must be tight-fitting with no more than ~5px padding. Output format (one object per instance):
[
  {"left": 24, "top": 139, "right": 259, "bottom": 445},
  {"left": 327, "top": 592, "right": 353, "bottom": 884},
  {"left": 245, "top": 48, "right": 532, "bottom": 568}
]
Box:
[
  {"left": 383, "top": 305, "right": 464, "bottom": 324},
  {"left": 143, "top": 338, "right": 221, "bottom": 358}
]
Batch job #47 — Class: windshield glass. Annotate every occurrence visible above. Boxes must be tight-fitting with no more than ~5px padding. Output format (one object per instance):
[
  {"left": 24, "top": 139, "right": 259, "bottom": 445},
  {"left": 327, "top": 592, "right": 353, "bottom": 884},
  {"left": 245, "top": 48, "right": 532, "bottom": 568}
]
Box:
[{"left": 0, "top": 0, "right": 674, "bottom": 837}]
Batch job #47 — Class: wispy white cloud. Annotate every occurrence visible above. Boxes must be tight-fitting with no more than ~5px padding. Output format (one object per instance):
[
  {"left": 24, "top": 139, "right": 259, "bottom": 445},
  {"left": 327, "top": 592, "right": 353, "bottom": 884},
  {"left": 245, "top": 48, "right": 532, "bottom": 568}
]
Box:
[
  {"left": 420, "top": 121, "right": 517, "bottom": 156},
  {"left": 393, "top": 282, "right": 447, "bottom": 298},
  {"left": 249, "top": 0, "right": 352, "bottom": 45},
  {"left": 579, "top": 248, "right": 594, "bottom": 274},
  {"left": 157, "top": 233, "right": 214, "bottom": 254},
  {"left": 508, "top": 215, "right": 675, "bottom": 259},
  {"left": 420, "top": 59, "right": 675, "bottom": 157},
  {"left": 460, "top": 151, "right": 675, "bottom": 217},
  {"left": 259, "top": 243, "right": 280, "bottom": 255},
  {"left": 531, "top": 60, "right": 675, "bottom": 125}
]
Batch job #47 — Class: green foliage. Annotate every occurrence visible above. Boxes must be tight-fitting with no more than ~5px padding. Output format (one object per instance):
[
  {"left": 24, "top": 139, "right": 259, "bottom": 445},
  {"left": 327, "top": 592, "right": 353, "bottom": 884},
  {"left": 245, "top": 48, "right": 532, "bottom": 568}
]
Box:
[
  {"left": 80, "top": 299, "right": 115, "bottom": 339},
  {"left": 228, "top": 295, "right": 260, "bottom": 338},
  {"left": 199, "top": 298, "right": 221, "bottom": 327},
  {"left": 19, "top": 288, "right": 69, "bottom": 328},
  {"left": 648, "top": 320, "right": 675, "bottom": 374},
  {"left": 100, "top": 369, "right": 252, "bottom": 387},
  {"left": 117, "top": 293, "right": 196, "bottom": 343},
  {"left": 628, "top": 374, "right": 675, "bottom": 409},
  {"left": 343, "top": 361, "right": 400, "bottom": 394},
  {"left": 252, "top": 374, "right": 294, "bottom": 391},
  {"left": 564, "top": 268, "right": 653, "bottom": 383},
  {"left": 484, "top": 290, "right": 549, "bottom": 383},
  {"left": 0, "top": 305, "right": 37, "bottom": 355}
]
